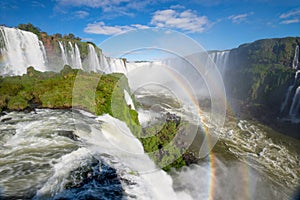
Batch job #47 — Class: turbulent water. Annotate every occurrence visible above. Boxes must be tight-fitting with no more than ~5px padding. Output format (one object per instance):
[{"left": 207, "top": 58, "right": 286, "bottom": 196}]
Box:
[
  {"left": 0, "top": 109, "right": 190, "bottom": 200},
  {"left": 0, "top": 91, "right": 299, "bottom": 199},
  {"left": 0, "top": 26, "right": 299, "bottom": 199},
  {"left": 135, "top": 91, "right": 300, "bottom": 200}
]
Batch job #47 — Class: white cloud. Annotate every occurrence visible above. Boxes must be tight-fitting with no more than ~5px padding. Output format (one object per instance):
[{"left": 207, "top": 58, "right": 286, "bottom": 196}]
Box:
[
  {"left": 56, "top": 0, "right": 129, "bottom": 8},
  {"left": 75, "top": 10, "right": 89, "bottom": 19},
  {"left": 280, "top": 19, "right": 300, "bottom": 24},
  {"left": 228, "top": 12, "right": 253, "bottom": 24},
  {"left": 84, "top": 22, "right": 149, "bottom": 35},
  {"left": 150, "top": 9, "right": 211, "bottom": 33},
  {"left": 55, "top": 0, "right": 155, "bottom": 14},
  {"left": 170, "top": 4, "right": 185, "bottom": 10},
  {"left": 131, "top": 24, "right": 150, "bottom": 29},
  {"left": 280, "top": 8, "right": 300, "bottom": 19},
  {"left": 55, "top": 0, "right": 151, "bottom": 18},
  {"left": 279, "top": 8, "right": 300, "bottom": 25}
]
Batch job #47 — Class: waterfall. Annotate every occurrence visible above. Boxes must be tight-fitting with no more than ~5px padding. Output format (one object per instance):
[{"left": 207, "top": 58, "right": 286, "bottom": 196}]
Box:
[
  {"left": 289, "top": 86, "right": 300, "bottom": 117},
  {"left": 124, "top": 89, "right": 135, "bottom": 110},
  {"left": 58, "top": 41, "right": 83, "bottom": 69},
  {"left": 280, "top": 45, "right": 300, "bottom": 121},
  {"left": 72, "top": 113, "right": 191, "bottom": 200},
  {"left": 281, "top": 70, "right": 300, "bottom": 121},
  {"left": 87, "top": 44, "right": 101, "bottom": 72},
  {"left": 39, "top": 41, "right": 48, "bottom": 65},
  {"left": 280, "top": 85, "right": 293, "bottom": 112},
  {"left": 0, "top": 26, "right": 47, "bottom": 75},
  {"left": 109, "top": 58, "right": 127, "bottom": 74},
  {"left": 74, "top": 43, "right": 83, "bottom": 69},
  {"left": 292, "top": 45, "right": 299, "bottom": 69},
  {"left": 58, "top": 41, "right": 68, "bottom": 66},
  {"left": 0, "top": 26, "right": 135, "bottom": 76},
  {"left": 68, "top": 41, "right": 82, "bottom": 69},
  {"left": 209, "top": 51, "right": 230, "bottom": 75}
]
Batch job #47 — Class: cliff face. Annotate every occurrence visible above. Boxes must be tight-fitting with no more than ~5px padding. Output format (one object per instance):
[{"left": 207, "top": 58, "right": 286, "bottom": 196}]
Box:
[{"left": 223, "top": 37, "right": 300, "bottom": 117}]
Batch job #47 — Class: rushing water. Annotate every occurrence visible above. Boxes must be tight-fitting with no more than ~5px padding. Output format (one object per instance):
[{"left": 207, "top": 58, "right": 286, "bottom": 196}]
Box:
[
  {"left": 0, "top": 109, "right": 190, "bottom": 200},
  {"left": 135, "top": 91, "right": 300, "bottom": 200},
  {"left": 0, "top": 26, "right": 299, "bottom": 199},
  {"left": 1, "top": 90, "right": 299, "bottom": 199},
  {"left": 0, "top": 62, "right": 299, "bottom": 200}
]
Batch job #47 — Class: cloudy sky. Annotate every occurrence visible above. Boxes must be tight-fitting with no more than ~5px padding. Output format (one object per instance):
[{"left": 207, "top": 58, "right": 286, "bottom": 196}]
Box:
[{"left": 1, "top": 0, "right": 299, "bottom": 51}]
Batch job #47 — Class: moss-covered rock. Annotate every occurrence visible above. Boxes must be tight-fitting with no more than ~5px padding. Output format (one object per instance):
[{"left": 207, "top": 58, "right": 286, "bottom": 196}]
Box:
[{"left": 140, "top": 113, "right": 199, "bottom": 171}]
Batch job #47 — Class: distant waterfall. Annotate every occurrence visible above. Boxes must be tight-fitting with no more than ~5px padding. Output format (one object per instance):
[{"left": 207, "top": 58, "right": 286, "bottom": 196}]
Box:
[
  {"left": 74, "top": 43, "right": 83, "bottom": 69},
  {"left": 86, "top": 44, "right": 101, "bottom": 72},
  {"left": 39, "top": 41, "right": 48, "bottom": 64},
  {"left": 0, "top": 26, "right": 47, "bottom": 75},
  {"left": 106, "top": 57, "right": 127, "bottom": 74},
  {"left": 58, "top": 41, "right": 68, "bottom": 65},
  {"left": 0, "top": 26, "right": 127, "bottom": 75},
  {"left": 58, "top": 41, "right": 82, "bottom": 69},
  {"left": 292, "top": 45, "right": 299, "bottom": 70},
  {"left": 280, "top": 45, "right": 300, "bottom": 122},
  {"left": 209, "top": 51, "right": 230, "bottom": 75},
  {"left": 289, "top": 87, "right": 300, "bottom": 117},
  {"left": 85, "top": 44, "right": 127, "bottom": 74},
  {"left": 67, "top": 41, "right": 82, "bottom": 69}
]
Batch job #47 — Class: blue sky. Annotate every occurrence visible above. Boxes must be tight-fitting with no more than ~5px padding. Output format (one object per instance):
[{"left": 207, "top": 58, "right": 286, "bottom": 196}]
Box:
[{"left": 1, "top": 0, "right": 300, "bottom": 51}]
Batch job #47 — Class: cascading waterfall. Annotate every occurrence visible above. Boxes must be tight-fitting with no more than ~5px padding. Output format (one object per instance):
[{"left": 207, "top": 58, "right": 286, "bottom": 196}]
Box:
[
  {"left": 58, "top": 41, "right": 68, "bottom": 66},
  {"left": 74, "top": 43, "right": 83, "bottom": 69},
  {"left": 87, "top": 44, "right": 101, "bottom": 72},
  {"left": 39, "top": 40, "right": 48, "bottom": 64},
  {"left": 288, "top": 70, "right": 300, "bottom": 118},
  {"left": 209, "top": 51, "right": 230, "bottom": 75},
  {"left": 289, "top": 86, "right": 300, "bottom": 117},
  {"left": 280, "top": 45, "right": 300, "bottom": 121},
  {"left": 104, "top": 57, "right": 127, "bottom": 74},
  {"left": 0, "top": 26, "right": 127, "bottom": 75},
  {"left": 67, "top": 41, "right": 82, "bottom": 69},
  {"left": 0, "top": 26, "right": 47, "bottom": 75},
  {"left": 293, "top": 45, "right": 299, "bottom": 70},
  {"left": 280, "top": 85, "right": 293, "bottom": 112}
]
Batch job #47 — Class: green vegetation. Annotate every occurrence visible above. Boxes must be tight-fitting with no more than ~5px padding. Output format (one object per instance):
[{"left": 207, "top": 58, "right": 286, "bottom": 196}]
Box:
[
  {"left": 225, "top": 37, "right": 299, "bottom": 113},
  {"left": 0, "top": 66, "right": 140, "bottom": 135},
  {"left": 140, "top": 119, "right": 199, "bottom": 171},
  {"left": 18, "top": 23, "right": 41, "bottom": 39},
  {"left": 0, "top": 67, "right": 195, "bottom": 170},
  {"left": 18, "top": 23, "right": 82, "bottom": 41},
  {"left": 141, "top": 121, "right": 185, "bottom": 171}
]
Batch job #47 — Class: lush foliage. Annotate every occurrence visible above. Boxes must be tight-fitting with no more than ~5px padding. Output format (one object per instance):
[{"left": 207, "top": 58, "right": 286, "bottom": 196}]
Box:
[
  {"left": 225, "top": 37, "right": 299, "bottom": 113},
  {"left": 17, "top": 23, "right": 41, "bottom": 38},
  {"left": 140, "top": 118, "right": 200, "bottom": 171},
  {"left": 0, "top": 66, "right": 140, "bottom": 135}
]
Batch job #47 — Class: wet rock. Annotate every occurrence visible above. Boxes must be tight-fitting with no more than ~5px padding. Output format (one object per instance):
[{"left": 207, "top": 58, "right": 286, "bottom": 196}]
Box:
[
  {"left": 58, "top": 157, "right": 124, "bottom": 200},
  {"left": 1, "top": 117, "right": 12, "bottom": 122},
  {"left": 166, "top": 112, "right": 181, "bottom": 126},
  {"left": 0, "top": 129, "right": 16, "bottom": 136},
  {"left": 56, "top": 130, "right": 79, "bottom": 141}
]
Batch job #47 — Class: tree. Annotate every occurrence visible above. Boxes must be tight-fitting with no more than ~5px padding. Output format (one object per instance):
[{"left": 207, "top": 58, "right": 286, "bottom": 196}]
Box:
[{"left": 17, "top": 23, "right": 41, "bottom": 37}]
